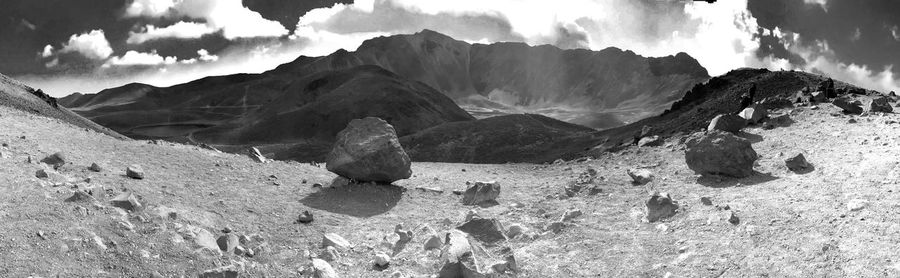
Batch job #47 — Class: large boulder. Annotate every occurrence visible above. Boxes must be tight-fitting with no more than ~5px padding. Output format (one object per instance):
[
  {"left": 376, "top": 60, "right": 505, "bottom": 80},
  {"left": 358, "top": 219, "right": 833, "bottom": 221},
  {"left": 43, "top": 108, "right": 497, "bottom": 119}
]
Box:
[
  {"left": 684, "top": 131, "right": 758, "bottom": 178},
  {"left": 707, "top": 114, "right": 746, "bottom": 133},
  {"left": 325, "top": 117, "right": 412, "bottom": 183},
  {"left": 832, "top": 97, "right": 863, "bottom": 114},
  {"left": 870, "top": 96, "right": 893, "bottom": 113},
  {"left": 739, "top": 105, "right": 767, "bottom": 124}
]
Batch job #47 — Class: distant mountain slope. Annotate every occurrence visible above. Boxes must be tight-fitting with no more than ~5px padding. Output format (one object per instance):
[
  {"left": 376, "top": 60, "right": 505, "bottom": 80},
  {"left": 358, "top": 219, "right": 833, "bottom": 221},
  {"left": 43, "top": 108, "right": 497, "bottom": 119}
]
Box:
[
  {"left": 0, "top": 73, "right": 126, "bottom": 139},
  {"left": 400, "top": 114, "right": 602, "bottom": 163},
  {"left": 269, "top": 30, "right": 710, "bottom": 128},
  {"left": 62, "top": 66, "right": 473, "bottom": 146}
]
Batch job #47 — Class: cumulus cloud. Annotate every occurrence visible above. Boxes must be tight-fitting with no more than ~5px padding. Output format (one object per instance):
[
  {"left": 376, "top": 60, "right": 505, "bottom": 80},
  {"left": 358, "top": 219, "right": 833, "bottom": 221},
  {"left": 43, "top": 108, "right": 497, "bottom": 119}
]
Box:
[
  {"left": 58, "top": 30, "right": 114, "bottom": 60},
  {"left": 127, "top": 21, "right": 217, "bottom": 44},
  {"left": 124, "top": 0, "right": 289, "bottom": 40},
  {"left": 105, "top": 50, "right": 178, "bottom": 67}
]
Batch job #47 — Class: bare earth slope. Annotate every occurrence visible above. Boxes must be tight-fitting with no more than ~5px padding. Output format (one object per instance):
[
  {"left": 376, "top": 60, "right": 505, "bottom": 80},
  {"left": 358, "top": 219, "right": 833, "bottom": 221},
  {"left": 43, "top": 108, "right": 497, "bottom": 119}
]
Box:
[
  {"left": 6, "top": 75, "right": 900, "bottom": 277},
  {"left": 0, "top": 73, "right": 126, "bottom": 140}
]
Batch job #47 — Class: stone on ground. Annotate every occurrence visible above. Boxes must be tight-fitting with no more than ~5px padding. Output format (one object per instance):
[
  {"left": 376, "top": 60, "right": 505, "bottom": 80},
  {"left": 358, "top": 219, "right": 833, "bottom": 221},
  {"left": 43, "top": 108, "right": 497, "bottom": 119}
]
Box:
[
  {"left": 88, "top": 162, "right": 103, "bottom": 172},
  {"left": 438, "top": 230, "right": 515, "bottom": 277},
  {"left": 638, "top": 136, "right": 663, "bottom": 147},
  {"left": 811, "top": 91, "right": 827, "bottom": 103},
  {"left": 832, "top": 97, "right": 863, "bottom": 114},
  {"left": 684, "top": 131, "right": 758, "bottom": 178},
  {"left": 560, "top": 209, "right": 583, "bottom": 222},
  {"left": 739, "top": 105, "right": 767, "bottom": 124},
  {"left": 175, "top": 224, "right": 221, "bottom": 255},
  {"left": 65, "top": 190, "right": 95, "bottom": 203},
  {"left": 298, "top": 210, "right": 314, "bottom": 224},
  {"left": 311, "top": 258, "right": 339, "bottom": 278},
  {"left": 785, "top": 153, "right": 812, "bottom": 172},
  {"left": 870, "top": 96, "right": 893, "bottom": 113},
  {"left": 110, "top": 192, "right": 142, "bottom": 211},
  {"left": 325, "top": 117, "right": 412, "bottom": 183},
  {"left": 645, "top": 192, "right": 679, "bottom": 223},
  {"left": 707, "top": 114, "right": 746, "bottom": 133},
  {"left": 322, "top": 233, "right": 351, "bottom": 249},
  {"left": 848, "top": 199, "right": 868, "bottom": 211},
  {"left": 199, "top": 265, "right": 239, "bottom": 278},
  {"left": 461, "top": 181, "right": 501, "bottom": 206},
  {"left": 41, "top": 152, "right": 66, "bottom": 169},
  {"left": 456, "top": 218, "right": 507, "bottom": 244},
  {"left": 374, "top": 252, "right": 391, "bottom": 267},
  {"left": 626, "top": 168, "right": 654, "bottom": 185},
  {"left": 126, "top": 165, "right": 144, "bottom": 179},
  {"left": 248, "top": 147, "right": 267, "bottom": 163},
  {"left": 506, "top": 224, "right": 526, "bottom": 238},
  {"left": 217, "top": 234, "right": 239, "bottom": 253},
  {"left": 320, "top": 246, "right": 340, "bottom": 262}
]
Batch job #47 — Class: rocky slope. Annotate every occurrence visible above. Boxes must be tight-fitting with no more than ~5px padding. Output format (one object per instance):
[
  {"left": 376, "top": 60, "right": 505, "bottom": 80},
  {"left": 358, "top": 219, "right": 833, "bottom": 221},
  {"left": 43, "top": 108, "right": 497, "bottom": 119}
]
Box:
[
  {"left": 0, "top": 73, "right": 125, "bottom": 139},
  {"left": 7, "top": 70, "right": 900, "bottom": 277}
]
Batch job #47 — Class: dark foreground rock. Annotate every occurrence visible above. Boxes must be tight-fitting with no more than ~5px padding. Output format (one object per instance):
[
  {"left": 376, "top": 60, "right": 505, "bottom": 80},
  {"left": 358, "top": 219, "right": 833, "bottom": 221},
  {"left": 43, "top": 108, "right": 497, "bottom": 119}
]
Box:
[
  {"left": 785, "top": 153, "right": 812, "bottom": 173},
  {"left": 326, "top": 117, "right": 412, "bottom": 183},
  {"left": 833, "top": 97, "right": 863, "bottom": 114},
  {"left": 684, "top": 131, "right": 758, "bottom": 178}
]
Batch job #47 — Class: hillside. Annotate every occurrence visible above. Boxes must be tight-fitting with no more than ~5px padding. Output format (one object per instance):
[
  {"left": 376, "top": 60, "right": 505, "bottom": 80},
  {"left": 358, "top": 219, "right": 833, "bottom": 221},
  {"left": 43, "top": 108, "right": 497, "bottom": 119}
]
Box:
[
  {"left": 6, "top": 71, "right": 900, "bottom": 277},
  {"left": 0, "top": 73, "right": 126, "bottom": 140}
]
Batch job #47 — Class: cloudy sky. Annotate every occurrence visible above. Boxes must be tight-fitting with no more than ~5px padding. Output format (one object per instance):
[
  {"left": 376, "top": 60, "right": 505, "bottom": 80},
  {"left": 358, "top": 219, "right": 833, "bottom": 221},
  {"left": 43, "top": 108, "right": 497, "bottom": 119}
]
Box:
[{"left": 1, "top": 0, "right": 899, "bottom": 97}]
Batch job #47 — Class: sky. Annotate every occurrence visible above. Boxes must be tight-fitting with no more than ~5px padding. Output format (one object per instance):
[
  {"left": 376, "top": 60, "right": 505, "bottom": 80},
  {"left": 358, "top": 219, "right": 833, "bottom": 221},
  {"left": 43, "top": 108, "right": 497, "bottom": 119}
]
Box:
[{"left": 1, "top": 0, "right": 899, "bottom": 97}]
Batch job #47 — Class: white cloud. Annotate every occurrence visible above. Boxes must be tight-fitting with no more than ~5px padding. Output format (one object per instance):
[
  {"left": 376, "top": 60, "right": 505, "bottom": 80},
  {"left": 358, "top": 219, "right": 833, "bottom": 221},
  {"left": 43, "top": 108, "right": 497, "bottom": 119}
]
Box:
[
  {"left": 124, "top": 0, "right": 288, "bottom": 40},
  {"left": 59, "top": 30, "right": 114, "bottom": 60},
  {"left": 197, "top": 49, "right": 218, "bottom": 62},
  {"left": 127, "top": 21, "right": 217, "bottom": 44},
  {"left": 41, "top": 45, "right": 54, "bottom": 58},
  {"left": 104, "top": 50, "right": 178, "bottom": 67}
]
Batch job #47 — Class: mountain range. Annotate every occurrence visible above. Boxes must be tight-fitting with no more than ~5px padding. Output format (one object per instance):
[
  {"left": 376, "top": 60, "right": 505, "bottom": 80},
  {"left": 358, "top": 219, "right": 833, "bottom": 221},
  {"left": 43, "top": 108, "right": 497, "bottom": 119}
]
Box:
[{"left": 59, "top": 30, "right": 710, "bottom": 162}]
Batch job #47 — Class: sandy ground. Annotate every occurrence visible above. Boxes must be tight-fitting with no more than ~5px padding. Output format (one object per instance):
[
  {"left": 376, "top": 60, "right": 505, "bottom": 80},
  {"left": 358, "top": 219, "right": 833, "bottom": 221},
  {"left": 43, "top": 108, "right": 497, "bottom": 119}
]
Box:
[{"left": 2, "top": 98, "right": 900, "bottom": 277}]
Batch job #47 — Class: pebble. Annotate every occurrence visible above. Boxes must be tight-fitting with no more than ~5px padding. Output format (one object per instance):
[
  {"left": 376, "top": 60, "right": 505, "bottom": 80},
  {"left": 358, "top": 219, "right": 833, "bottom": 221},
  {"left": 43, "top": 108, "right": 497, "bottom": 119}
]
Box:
[
  {"left": 374, "top": 252, "right": 391, "bottom": 267},
  {"left": 298, "top": 210, "right": 314, "bottom": 224}
]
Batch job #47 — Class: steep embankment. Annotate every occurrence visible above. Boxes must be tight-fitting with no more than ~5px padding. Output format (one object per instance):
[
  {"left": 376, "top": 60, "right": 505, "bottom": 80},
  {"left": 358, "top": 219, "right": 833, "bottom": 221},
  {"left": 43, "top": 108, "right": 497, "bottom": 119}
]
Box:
[{"left": 0, "top": 73, "right": 126, "bottom": 139}]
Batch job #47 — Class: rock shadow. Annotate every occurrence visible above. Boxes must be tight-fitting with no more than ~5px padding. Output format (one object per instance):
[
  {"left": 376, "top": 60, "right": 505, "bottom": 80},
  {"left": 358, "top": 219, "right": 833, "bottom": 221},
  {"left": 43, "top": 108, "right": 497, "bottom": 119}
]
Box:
[
  {"left": 737, "top": 131, "right": 764, "bottom": 143},
  {"left": 696, "top": 171, "right": 778, "bottom": 188},
  {"left": 790, "top": 164, "right": 816, "bottom": 175},
  {"left": 300, "top": 181, "right": 404, "bottom": 218}
]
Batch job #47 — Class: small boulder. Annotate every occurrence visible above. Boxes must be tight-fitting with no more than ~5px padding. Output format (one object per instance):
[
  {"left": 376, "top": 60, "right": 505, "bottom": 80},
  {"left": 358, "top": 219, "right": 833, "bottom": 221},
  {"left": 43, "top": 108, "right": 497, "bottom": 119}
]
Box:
[
  {"left": 424, "top": 233, "right": 443, "bottom": 250},
  {"left": 126, "top": 165, "right": 144, "bottom": 179},
  {"left": 560, "top": 209, "right": 583, "bottom": 222},
  {"left": 65, "top": 190, "right": 95, "bottom": 203},
  {"left": 626, "top": 168, "right": 654, "bottom": 185},
  {"left": 785, "top": 153, "right": 812, "bottom": 173},
  {"left": 456, "top": 218, "right": 506, "bottom": 244},
  {"left": 88, "top": 163, "right": 103, "bottom": 172},
  {"left": 810, "top": 91, "right": 827, "bottom": 103},
  {"left": 325, "top": 117, "right": 412, "bottom": 183},
  {"left": 645, "top": 192, "right": 679, "bottom": 222},
  {"left": 217, "top": 234, "right": 239, "bottom": 253},
  {"left": 374, "top": 252, "right": 391, "bottom": 267},
  {"left": 506, "top": 224, "right": 526, "bottom": 238},
  {"left": 199, "top": 266, "right": 239, "bottom": 278},
  {"left": 297, "top": 210, "right": 314, "bottom": 224},
  {"left": 322, "top": 233, "right": 351, "bottom": 249},
  {"left": 870, "top": 96, "right": 893, "bottom": 113},
  {"left": 311, "top": 258, "right": 339, "bottom": 278},
  {"left": 684, "top": 131, "right": 758, "bottom": 178},
  {"left": 248, "top": 147, "right": 267, "bottom": 163},
  {"left": 848, "top": 199, "right": 868, "bottom": 211},
  {"left": 461, "top": 181, "right": 501, "bottom": 206},
  {"left": 110, "top": 192, "right": 142, "bottom": 211},
  {"left": 832, "top": 97, "right": 863, "bottom": 114},
  {"left": 638, "top": 136, "right": 663, "bottom": 147},
  {"left": 707, "top": 114, "right": 746, "bottom": 133},
  {"left": 41, "top": 152, "right": 66, "bottom": 169},
  {"left": 320, "top": 246, "right": 340, "bottom": 262},
  {"left": 739, "top": 105, "right": 767, "bottom": 124}
]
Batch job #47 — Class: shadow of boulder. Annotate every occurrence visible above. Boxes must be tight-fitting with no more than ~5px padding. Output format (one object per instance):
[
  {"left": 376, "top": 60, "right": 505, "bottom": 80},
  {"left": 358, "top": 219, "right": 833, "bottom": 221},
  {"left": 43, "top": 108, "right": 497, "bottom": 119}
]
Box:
[
  {"left": 300, "top": 181, "right": 404, "bottom": 218},
  {"left": 737, "top": 131, "right": 764, "bottom": 143},
  {"left": 696, "top": 171, "right": 779, "bottom": 188}
]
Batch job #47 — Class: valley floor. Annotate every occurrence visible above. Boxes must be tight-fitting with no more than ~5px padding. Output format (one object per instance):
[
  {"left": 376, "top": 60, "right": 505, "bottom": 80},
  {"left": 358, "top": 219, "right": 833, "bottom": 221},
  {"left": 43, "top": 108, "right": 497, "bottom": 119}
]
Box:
[{"left": 2, "top": 102, "right": 900, "bottom": 277}]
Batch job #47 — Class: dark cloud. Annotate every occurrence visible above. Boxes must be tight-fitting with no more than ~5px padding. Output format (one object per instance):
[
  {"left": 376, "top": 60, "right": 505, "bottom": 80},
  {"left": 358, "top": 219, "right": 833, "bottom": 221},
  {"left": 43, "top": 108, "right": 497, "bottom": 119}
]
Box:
[{"left": 749, "top": 0, "right": 900, "bottom": 72}]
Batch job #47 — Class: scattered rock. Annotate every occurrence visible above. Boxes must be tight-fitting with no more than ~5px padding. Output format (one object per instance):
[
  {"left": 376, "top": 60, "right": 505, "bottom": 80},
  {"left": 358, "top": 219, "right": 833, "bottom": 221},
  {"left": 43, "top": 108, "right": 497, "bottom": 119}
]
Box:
[
  {"left": 645, "top": 192, "right": 678, "bottom": 223},
  {"left": 456, "top": 218, "right": 507, "bottom": 244},
  {"left": 424, "top": 233, "right": 443, "bottom": 250},
  {"left": 728, "top": 211, "right": 740, "bottom": 225},
  {"left": 322, "top": 233, "right": 352, "bottom": 249},
  {"left": 506, "top": 224, "right": 526, "bottom": 238},
  {"left": 374, "top": 252, "right": 391, "bottom": 267},
  {"left": 707, "top": 114, "right": 746, "bottom": 133},
  {"left": 110, "top": 192, "right": 142, "bottom": 211},
  {"left": 700, "top": 197, "right": 713, "bottom": 206},
  {"left": 88, "top": 163, "right": 103, "bottom": 172},
  {"left": 832, "top": 97, "right": 863, "bottom": 114},
  {"left": 438, "top": 230, "right": 515, "bottom": 277},
  {"left": 311, "top": 258, "right": 339, "bottom": 278},
  {"left": 65, "top": 190, "right": 95, "bottom": 203},
  {"left": 626, "top": 168, "right": 654, "bottom": 185},
  {"left": 739, "top": 105, "right": 767, "bottom": 124},
  {"left": 325, "top": 117, "right": 412, "bottom": 183},
  {"left": 199, "top": 265, "right": 239, "bottom": 278},
  {"left": 546, "top": 221, "right": 565, "bottom": 233},
  {"left": 175, "top": 224, "right": 221, "bottom": 255},
  {"left": 298, "top": 210, "right": 314, "bottom": 224},
  {"left": 217, "top": 234, "right": 239, "bottom": 253},
  {"left": 560, "top": 209, "right": 583, "bottom": 222},
  {"left": 810, "top": 91, "right": 827, "bottom": 103},
  {"left": 684, "top": 131, "right": 758, "bottom": 178},
  {"left": 392, "top": 224, "right": 414, "bottom": 255},
  {"left": 320, "top": 246, "right": 341, "bottom": 262},
  {"left": 784, "top": 153, "right": 812, "bottom": 173},
  {"left": 126, "top": 165, "right": 144, "bottom": 179},
  {"left": 461, "top": 181, "right": 501, "bottom": 206},
  {"left": 638, "top": 136, "right": 663, "bottom": 147},
  {"left": 41, "top": 152, "right": 66, "bottom": 169},
  {"left": 848, "top": 199, "right": 868, "bottom": 211},
  {"left": 248, "top": 147, "right": 267, "bottom": 163},
  {"left": 464, "top": 210, "right": 480, "bottom": 222},
  {"left": 870, "top": 96, "right": 893, "bottom": 113}
]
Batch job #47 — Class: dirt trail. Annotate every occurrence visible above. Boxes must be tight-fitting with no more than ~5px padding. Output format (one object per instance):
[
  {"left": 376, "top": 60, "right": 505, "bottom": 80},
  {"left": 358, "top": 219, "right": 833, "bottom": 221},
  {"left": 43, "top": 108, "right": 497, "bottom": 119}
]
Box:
[{"left": 2, "top": 98, "right": 900, "bottom": 277}]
